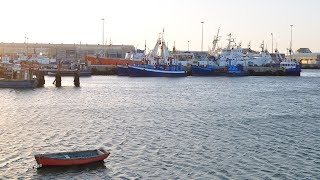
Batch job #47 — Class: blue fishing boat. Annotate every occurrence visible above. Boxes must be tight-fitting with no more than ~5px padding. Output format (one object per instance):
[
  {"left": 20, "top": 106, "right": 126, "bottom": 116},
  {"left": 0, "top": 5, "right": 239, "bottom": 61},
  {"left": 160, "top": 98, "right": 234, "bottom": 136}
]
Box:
[
  {"left": 128, "top": 64, "right": 186, "bottom": 77},
  {"left": 117, "top": 65, "right": 129, "bottom": 76},
  {"left": 280, "top": 61, "right": 301, "bottom": 76},
  {"left": 128, "top": 30, "right": 187, "bottom": 77},
  {"left": 227, "top": 64, "right": 248, "bottom": 76},
  {"left": 191, "top": 65, "right": 227, "bottom": 76}
]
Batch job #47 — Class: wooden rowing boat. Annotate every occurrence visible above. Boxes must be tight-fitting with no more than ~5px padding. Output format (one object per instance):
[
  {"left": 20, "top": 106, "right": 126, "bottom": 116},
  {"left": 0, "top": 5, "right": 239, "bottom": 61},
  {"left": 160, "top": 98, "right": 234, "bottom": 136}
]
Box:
[{"left": 34, "top": 148, "right": 110, "bottom": 167}]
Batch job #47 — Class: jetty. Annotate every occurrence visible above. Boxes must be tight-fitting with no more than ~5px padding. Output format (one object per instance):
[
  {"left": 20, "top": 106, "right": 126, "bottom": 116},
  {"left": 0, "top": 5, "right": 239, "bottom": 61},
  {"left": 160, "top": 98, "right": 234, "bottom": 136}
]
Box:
[{"left": 36, "top": 69, "right": 81, "bottom": 87}]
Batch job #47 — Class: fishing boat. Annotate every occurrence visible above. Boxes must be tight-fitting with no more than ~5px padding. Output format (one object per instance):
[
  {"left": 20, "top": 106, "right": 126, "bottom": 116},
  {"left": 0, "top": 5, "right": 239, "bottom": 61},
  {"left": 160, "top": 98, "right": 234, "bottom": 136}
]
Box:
[
  {"left": 227, "top": 64, "right": 248, "bottom": 76},
  {"left": 128, "top": 30, "right": 187, "bottom": 77},
  {"left": 86, "top": 49, "right": 145, "bottom": 66},
  {"left": 279, "top": 25, "right": 301, "bottom": 76},
  {"left": 0, "top": 78, "right": 37, "bottom": 88},
  {"left": 117, "top": 65, "right": 129, "bottom": 76},
  {"left": 116, "top": 49, "right": 146, "bottom": 76},
  {"left": 192, "top": 32, "right": 249, "bottom": 76},
  {"left": 0, "top": 63, "right": 37, "bottom": 88},
  {"left": 128, "top": 64, "right": 186, "bottom": 77},
  {"left": 34, "top": 148, "right": 110, "bottom": 167},
  {"left": 279, "top": 61, "right": 301, "bottom": 76},
  {"left": 191, "top": 65, "right": 228, "bottom": 76}
]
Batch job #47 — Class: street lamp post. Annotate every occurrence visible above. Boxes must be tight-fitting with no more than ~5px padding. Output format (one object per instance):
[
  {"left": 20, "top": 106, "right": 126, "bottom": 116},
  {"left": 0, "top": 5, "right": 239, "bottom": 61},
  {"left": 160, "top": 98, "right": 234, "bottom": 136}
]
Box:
[
  {"left": 290, "top": 25, "right": 293, "bottom": 60},
  {"left": 271, "top": 33, "right": 273, "bottom": 53},
  {"left": 102, "top": 18, "right": 105, "bottom": 46},
  {"left": 187, "top": 41, "right": 190, "bottom": 51},
  {"left": 201, "top": 22, "right": 204, "bottom": 51},
  {"left": 101, "top": 18, "right": 105, "bottom": 56}
]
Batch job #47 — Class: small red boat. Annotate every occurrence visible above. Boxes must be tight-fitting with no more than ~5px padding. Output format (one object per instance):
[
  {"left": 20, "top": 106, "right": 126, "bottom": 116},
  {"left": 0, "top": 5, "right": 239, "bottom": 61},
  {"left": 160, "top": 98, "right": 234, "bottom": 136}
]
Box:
[{"left": 34, "top": 148, "right": 110, "bottom": 167}]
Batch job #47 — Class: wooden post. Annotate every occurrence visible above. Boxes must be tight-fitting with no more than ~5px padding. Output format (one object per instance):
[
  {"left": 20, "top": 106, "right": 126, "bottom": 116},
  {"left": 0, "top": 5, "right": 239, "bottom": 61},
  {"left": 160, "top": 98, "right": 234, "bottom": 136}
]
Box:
[
  {"left": 55, "top": 73, "right": 61, "bottom": 87},
  {"left": 74, "top": 72, "right": 80, "bottom": 87},
  {"left": 36, "top": 71, "right": 45, "bottom": 87}
]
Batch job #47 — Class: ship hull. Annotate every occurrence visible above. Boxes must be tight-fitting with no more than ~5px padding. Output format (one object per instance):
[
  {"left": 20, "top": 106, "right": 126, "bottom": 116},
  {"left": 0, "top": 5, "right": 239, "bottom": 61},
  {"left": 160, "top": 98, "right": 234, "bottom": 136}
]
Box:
[
  {"left": 284, "top": 67, "right": 301, "bottom": 76},
  {"left": 117, "top": 65, "right": 129, "bottom": 76},
  {"left": 0, "top": 79, "right": 37, "bottom": 88},
  {"left": 191, "top": 65, "right": 227, "bottom": 76},
  {"left": 128, "top": 65, "right": 187, "bottom": 77},
  {"left": 86, "top": 56, "right": 143, "bottom": 66},
  {"left": 35, "top": 149, "right": 110, "bottom": 167}
]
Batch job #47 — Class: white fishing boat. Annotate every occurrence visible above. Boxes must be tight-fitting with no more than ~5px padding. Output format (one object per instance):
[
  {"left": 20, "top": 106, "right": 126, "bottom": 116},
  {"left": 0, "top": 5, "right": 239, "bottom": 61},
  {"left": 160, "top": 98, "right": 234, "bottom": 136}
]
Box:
[{"left": 128, "top": 30, "right": 187, "bottom": 77}]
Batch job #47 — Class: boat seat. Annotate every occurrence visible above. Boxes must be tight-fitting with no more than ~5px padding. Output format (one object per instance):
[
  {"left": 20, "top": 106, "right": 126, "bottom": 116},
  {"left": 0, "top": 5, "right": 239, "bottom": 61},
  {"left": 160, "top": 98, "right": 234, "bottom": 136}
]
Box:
[{"left": 97, "top": 149, "right": 104, "bottom": 155}]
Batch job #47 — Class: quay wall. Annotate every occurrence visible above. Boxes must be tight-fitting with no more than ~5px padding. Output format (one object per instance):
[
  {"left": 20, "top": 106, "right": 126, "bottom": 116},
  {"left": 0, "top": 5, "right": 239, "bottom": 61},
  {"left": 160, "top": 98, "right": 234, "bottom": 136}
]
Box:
[{"left": 89, "top": 65, "right": 299, "bottom": 76}]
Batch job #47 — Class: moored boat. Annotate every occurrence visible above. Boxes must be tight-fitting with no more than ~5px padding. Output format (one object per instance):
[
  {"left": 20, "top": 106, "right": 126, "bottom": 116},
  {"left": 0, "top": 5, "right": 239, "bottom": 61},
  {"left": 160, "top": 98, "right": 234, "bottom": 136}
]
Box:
[
  {"left": 128, "top": 64, "right": 187, "bottom": 77},
  {"left": 128, "top": 30, "right": 187, "bottom": 77},
  {"left": 227, "top": 64, "right": 248, "bottom": 76},
  {"left": 117, "top": 65, "right": 129, "bottom": 76},
  {"left": 34, "top": 148, "right": 110, "bottom": 167},
  {"left": 86, "top": 49, "right": 145, "bottom": 66},
  {"left": 191, "top": 65, "right": 227, "bottom": 76},
  {"left": 0, "top": 78, "right": 37, "bottom": 88},
  {"left": 0, "top": 63, "right": 38, "bottom": 88},
  {"left": 280, "top": 61, "right": 301, "bottom": 76}
]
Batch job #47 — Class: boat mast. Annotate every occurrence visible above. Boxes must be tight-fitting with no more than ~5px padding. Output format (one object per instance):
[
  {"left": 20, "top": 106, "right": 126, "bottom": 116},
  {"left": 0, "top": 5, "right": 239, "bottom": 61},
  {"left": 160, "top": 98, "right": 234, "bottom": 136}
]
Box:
[
  {"left": 260, "top": 41, "right": 265, "bottom": 52},
  {"left": 161, "top": 29, "right": 164, "bottom": 58},
  {"left": 226, "top": 33, "right": 234, "bottom": 50},
  {"left": 212, "top": 27, "right": 220, "bottom": 53}
]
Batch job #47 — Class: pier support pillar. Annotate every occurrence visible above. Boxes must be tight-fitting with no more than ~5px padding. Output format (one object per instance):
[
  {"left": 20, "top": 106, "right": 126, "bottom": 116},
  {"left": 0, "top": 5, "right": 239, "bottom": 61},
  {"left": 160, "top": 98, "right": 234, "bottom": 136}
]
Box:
[
  {"left": 74, "top": 73, "right": 80, "bottom": 87},
  {"left": 55, "top": 73, "right": 61, "bottom": 87},
  {"left": 36, "top": 71, "right": 45, "bottom": 87}
]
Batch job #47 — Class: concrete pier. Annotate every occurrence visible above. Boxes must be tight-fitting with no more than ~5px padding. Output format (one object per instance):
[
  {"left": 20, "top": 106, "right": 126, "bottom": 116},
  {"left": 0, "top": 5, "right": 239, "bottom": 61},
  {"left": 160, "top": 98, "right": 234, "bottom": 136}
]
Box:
[{"left": 37, "top": 69, "right": 81, "bottom": 87}]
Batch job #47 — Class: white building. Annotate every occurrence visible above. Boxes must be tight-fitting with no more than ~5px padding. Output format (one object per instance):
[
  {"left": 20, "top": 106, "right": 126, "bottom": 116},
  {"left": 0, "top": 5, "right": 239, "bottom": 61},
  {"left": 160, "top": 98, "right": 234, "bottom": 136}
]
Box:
[{"left": 291, "top": 48, "right": 320, "bottom": 67}]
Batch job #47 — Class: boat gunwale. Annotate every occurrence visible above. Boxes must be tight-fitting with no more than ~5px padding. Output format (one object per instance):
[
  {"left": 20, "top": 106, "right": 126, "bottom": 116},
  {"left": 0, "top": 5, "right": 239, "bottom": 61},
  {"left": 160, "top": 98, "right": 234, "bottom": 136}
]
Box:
[{"left": 35, "top": 149, "right": 110, "bottom": 160}]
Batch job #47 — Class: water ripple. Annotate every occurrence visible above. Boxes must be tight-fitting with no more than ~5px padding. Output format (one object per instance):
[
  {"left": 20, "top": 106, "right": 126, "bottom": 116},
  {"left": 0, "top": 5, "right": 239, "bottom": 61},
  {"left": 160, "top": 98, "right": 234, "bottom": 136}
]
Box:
[{"left": 0, "top": 71, "right": 320, "bottom": 179}]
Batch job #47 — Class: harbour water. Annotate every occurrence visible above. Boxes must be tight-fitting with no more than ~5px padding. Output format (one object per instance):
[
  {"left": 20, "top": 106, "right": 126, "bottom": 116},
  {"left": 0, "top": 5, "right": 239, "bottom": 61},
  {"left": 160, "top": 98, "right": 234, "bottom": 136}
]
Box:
[{"left": 0, "top": 69, "right": 319, "bottom": 179}]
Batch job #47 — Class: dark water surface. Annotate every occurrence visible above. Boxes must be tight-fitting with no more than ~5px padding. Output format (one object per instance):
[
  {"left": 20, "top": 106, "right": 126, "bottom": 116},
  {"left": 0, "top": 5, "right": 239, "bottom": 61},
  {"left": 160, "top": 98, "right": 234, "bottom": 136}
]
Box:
[{"left": 0, "top": 69, "right": 319, "bottom": 179}]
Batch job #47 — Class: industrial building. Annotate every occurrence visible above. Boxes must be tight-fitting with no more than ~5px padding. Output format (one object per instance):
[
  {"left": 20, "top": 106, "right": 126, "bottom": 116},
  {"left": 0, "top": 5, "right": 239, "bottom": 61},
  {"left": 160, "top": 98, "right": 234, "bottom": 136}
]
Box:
[{"left": 0, "top": 42, "right": 135, "bottom": 64}]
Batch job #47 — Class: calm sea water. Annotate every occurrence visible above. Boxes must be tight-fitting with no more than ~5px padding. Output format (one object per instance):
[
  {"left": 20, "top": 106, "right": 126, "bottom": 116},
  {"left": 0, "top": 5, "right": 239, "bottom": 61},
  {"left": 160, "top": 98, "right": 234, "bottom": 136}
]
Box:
[{"left": 0, "top": 69, "right": 320, "bottom": 179}]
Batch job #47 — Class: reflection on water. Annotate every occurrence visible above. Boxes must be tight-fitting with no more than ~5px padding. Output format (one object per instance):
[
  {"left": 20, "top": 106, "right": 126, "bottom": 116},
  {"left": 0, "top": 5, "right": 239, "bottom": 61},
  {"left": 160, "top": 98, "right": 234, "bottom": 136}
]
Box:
[{"left": 35, "top": 161, "right": 108, "bottom": 178}]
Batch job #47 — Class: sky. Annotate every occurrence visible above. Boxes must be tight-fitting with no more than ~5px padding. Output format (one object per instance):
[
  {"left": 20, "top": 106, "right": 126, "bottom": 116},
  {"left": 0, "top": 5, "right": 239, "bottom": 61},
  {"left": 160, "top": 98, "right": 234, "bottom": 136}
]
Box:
[{"left": 0, "top": 0, "right": 319, "bottom": 53}]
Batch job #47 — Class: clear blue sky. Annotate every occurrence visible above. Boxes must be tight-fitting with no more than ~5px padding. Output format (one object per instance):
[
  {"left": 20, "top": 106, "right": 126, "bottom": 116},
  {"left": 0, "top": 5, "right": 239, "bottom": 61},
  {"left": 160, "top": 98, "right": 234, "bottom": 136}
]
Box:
[{"left": 0, "top": 0, "right": 319, "bottom": 53}]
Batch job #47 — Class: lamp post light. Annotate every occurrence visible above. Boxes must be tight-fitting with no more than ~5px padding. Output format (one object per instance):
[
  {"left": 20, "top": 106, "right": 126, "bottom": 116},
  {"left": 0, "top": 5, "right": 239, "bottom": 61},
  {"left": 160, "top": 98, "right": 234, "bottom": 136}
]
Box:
[
  {"left": 187, "top": 41, "right": 190, "bottom": 51},
  {"left": 201, "top": 21, "right": 204, "bottom": 51}
]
